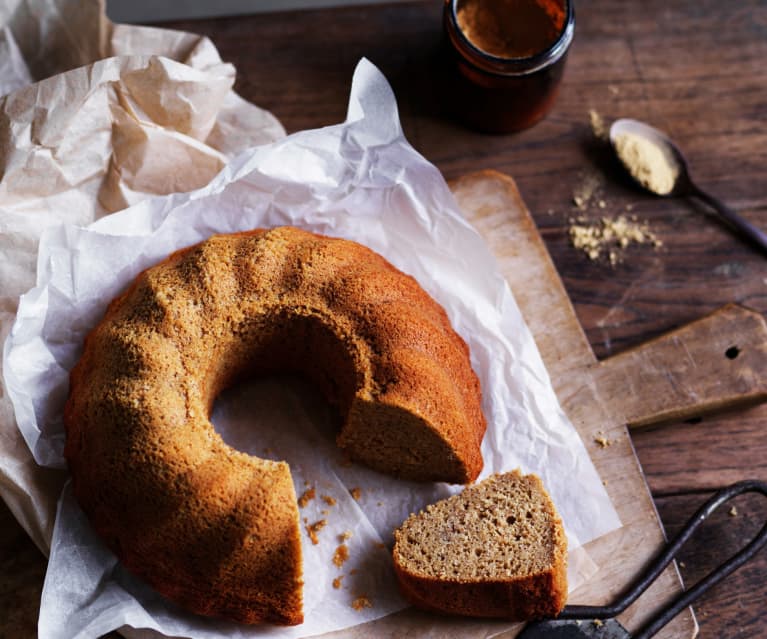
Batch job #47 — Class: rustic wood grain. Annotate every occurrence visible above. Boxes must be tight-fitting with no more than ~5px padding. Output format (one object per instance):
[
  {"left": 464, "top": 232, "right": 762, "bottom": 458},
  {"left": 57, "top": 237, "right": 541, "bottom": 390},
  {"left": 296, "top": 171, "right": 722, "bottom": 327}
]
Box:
[
  {"left": 449, "top": 170, "right": 695, "bottom": 638},
  {"left": 0, "top": 499, "right": 45, "bottom": 638},
  {"left": 160, "top": 2, "right": 767, "bottom": 635},
  {"left": 595, "top": 304, "right": 767, "bottom": 428},
  {"left": 162, "top": 0, "right": 767, "bottom": 354},
  {"left": 2, "top": 2, "right": 765, "bottom": 638}
]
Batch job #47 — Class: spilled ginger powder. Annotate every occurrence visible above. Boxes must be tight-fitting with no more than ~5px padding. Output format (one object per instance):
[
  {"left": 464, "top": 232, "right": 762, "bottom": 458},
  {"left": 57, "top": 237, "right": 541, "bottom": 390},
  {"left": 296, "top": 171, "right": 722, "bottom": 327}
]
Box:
[{"left": 569, "top": 215, "right": 662, "bottom": 264}]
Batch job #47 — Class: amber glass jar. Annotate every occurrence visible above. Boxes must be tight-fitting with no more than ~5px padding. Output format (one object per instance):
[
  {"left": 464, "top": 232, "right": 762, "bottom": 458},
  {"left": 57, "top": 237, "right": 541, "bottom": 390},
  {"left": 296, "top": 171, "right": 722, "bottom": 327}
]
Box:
[{"left": 443, "top": 0, "right": 575, "bottom": 133}]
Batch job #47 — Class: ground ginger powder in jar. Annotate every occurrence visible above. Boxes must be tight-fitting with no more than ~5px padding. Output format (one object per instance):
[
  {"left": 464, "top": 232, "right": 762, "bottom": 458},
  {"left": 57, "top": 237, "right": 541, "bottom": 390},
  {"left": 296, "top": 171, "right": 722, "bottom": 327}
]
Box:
[{"left": 614, "top": 132, "right": 680, "bottom": 195}]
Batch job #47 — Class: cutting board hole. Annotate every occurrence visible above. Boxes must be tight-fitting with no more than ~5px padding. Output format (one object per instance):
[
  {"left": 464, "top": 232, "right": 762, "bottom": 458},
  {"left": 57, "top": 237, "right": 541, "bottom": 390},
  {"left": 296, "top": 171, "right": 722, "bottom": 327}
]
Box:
[{"left": 725, "top": 346, "right": 740, "bottom": 359}]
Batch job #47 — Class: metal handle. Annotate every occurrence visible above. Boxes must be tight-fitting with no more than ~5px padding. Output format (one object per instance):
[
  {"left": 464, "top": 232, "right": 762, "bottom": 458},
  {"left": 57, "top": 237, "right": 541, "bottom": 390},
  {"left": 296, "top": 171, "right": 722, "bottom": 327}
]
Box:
[
  {"left": 690, "top": 184, "right": 767, "bottom": 256},
  {"left": 558, "top": 480, "right": 767, "bottom": 638}
]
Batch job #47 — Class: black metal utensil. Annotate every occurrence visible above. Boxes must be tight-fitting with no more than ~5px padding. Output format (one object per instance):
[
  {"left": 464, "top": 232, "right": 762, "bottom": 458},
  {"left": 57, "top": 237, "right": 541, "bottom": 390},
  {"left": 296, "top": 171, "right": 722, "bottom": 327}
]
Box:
[
  {"left": 518, "top": 479, "right": 767, "bottom": 639},
  {"left": 609, "top": 118, "right": 767, "bottom": 257}
]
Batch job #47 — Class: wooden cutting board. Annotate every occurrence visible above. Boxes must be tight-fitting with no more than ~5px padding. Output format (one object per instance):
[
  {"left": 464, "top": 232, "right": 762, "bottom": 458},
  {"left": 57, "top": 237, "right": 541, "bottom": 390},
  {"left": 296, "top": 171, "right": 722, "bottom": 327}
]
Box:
[
  {"left": 327, "top": 170, "right": 767, "bottom": 639},
  {"left": 1, "top": 170, "right": 764, "bottom": 637}
]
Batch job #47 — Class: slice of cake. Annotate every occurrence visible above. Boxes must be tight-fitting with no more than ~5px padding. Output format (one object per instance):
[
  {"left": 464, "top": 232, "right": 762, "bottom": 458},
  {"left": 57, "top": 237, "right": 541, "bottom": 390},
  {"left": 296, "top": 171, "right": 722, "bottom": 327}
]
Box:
[{"left": 392, "top": 470, "right": 567, "bottom": 620}]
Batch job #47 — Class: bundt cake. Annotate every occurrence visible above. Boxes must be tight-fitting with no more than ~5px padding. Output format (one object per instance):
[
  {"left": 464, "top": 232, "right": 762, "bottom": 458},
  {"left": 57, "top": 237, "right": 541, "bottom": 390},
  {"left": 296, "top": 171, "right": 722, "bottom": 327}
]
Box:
[
  {"left": 63, "top": 225, "right": 486, "bottom": 625},
  {"left": 392, "top": 470, "right": 567, "bottom": 620}
]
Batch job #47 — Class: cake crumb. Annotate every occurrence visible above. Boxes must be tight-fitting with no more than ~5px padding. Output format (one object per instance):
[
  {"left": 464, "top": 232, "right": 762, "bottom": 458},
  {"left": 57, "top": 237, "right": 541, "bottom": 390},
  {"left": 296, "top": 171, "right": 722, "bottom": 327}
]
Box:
[
  {"left": 349, "top": 487, "right": 362, "bottom": 501},
  {"left": 351, "top": 595, "right": 372, "bottom": 611},
  {"left": 298, "top": 488, "right": 316, "bottom": 508},
  {"left": 332, "top": 576, "right": 344, "bottom": 589},
  {"left": 729, "top": 506, "right": 738, "bottom": 517},
  {"left": 594, "top": 435, "right": 611, "bottom": 448},
  {"left": 679, "top": 561, "right": 686, "bottom": 569},
  {"left": 339, "top": 530, "right": 353, "bottom": 542},
  {"left": 321, "top": 494, "right": 337, "bottom": 506},
  {"left": 306, "top": 519, "right": 327, "bottom": 545},
  {"left": 593, "top": 619, "right": 604, "bottom": 628},
  {"left": 333, "top": 543, "right": 350, "bottom": 567}
]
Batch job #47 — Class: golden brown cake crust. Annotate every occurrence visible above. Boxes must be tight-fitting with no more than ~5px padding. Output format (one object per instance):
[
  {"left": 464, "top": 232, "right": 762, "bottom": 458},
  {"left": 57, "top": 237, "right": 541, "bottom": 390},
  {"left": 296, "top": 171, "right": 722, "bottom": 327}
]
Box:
[
  {"left": 392, "top": 471, "right": 567, "bottom": 620},
  {"left": 64, "top": 226, "right": 486, "bottom": 625}
]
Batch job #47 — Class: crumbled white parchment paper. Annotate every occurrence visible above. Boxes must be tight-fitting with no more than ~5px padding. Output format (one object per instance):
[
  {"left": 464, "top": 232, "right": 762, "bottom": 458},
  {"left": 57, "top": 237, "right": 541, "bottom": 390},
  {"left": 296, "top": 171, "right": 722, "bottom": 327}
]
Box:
[
  {"left": 0, "top": 0, "right": 285, "bottom": 557},
  {"left": 3, "top": 58, "right": 621, "bottom": 639}
]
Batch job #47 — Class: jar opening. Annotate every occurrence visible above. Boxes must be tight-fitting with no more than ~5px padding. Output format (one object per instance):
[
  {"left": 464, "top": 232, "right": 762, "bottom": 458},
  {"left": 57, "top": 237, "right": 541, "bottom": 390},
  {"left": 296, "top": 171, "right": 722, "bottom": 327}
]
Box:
[{"left": 450, "top": 0, "right": 573, "bottom": 69}]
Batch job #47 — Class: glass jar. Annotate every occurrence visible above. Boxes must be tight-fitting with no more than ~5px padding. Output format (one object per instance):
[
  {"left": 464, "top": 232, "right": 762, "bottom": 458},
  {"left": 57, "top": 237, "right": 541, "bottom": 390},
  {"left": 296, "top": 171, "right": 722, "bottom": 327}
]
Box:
[{"left": 442, "top": 0, "right": 575, "bottom": 134}]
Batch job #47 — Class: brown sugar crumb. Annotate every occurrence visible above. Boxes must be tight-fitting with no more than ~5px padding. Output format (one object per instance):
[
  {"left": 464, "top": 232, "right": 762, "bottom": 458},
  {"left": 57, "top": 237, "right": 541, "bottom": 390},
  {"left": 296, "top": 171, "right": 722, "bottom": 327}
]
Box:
[
  {"left": 351, "top": 595, "right": 372, "bottom": 611},
  {"left": 321, "top": 494, "right": 337, "bottom": 506},
  {"left": 332, "top": 575, "right": 344, "bottom": 589},
  {"left": 306, "top": 519, "right": 327, "bottom": 545},
  {"left": 333, "top": 543, "right": 350, "bottom": 568},
  {"left": 349, "top": 487, "right": 362, "bottom": 501},
  {"left": 339, "top": 530, "right": 353, "bottom": 542},
  {"left": 298, "top": 488, "right": 316, "bottom": 508}
]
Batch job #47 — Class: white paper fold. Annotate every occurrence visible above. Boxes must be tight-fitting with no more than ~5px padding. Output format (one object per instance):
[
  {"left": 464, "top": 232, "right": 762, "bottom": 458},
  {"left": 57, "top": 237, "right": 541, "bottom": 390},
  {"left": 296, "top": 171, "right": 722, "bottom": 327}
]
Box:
[
  {"left": 3, "top": 58, "right": 621, "bottom": 639},
  {"left": 0, "top": 0, "right": 286, "bottom": 554}
]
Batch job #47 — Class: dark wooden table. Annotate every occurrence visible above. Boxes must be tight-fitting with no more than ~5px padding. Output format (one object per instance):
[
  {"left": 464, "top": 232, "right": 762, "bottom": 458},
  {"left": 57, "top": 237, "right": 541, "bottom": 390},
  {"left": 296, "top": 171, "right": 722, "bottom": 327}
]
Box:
[{"left": 2, "top": 1, "right": 766, "bottom": 637}]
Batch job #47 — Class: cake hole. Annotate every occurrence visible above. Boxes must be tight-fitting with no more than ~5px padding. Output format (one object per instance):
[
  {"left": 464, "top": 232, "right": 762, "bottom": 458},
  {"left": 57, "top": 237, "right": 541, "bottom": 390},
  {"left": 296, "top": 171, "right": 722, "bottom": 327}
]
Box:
[
  {"left": 475, "top": 548, "right": 483, "bottom": 557},
  {"left": 725, "top": 346, "right": 740, "bottom": 359},
  {"left": 506, "top": 515, "right": 517, "bottom": 525},
  {"left": 526, "top": 511, "right": 533, "bottom": 519}
]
